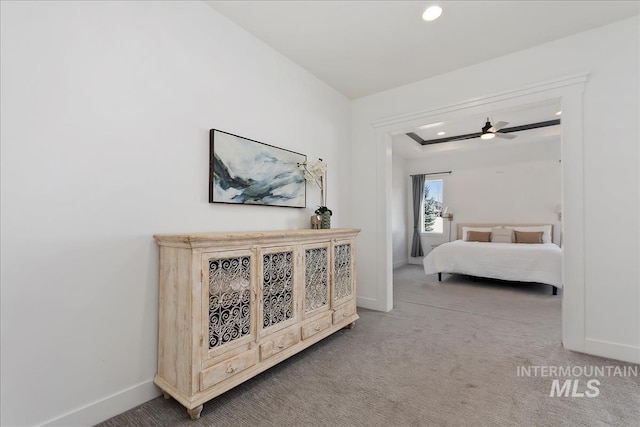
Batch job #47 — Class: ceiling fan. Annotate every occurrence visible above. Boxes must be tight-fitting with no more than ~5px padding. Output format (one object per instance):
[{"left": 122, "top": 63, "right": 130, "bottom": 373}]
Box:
[
  {"left": 480, "top": 118, "right": 516, "bottom": 140},
  {"left": 406, "top": 117, "right": 561, "bottom": 146}
]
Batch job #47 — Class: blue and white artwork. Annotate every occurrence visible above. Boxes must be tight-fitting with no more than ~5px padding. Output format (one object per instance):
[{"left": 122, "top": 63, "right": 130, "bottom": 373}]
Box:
[{"left": 210, "top": 130, "right": 306, "bottom": 208}]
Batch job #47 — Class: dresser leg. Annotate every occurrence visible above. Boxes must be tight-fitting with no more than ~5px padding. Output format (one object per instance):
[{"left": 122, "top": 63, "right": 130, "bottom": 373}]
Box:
[
  {"left": 162, "top": 392, "right": 171, "bottom": 400},
  {"left": 345, "top": 321, "right": 356, "bottom": 329},
  {"left": 187, "top": 405, "right": 203, "bottom": 421}
]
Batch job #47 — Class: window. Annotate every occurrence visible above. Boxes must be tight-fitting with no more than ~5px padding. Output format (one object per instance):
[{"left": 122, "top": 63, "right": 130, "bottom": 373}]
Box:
[{"left": 422, "top": 179, "right": 443, "bottom": 233}]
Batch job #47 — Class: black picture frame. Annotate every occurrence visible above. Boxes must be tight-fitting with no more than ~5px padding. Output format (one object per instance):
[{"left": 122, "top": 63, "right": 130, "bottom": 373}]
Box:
[{"left": 209, "top": 129, "right": 307, "bottom": 208}]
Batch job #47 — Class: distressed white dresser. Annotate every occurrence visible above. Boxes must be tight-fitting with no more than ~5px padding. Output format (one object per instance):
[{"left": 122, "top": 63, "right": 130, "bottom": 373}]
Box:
[{"left": 153, "top": 228, "right": 360, "bottom": 420}]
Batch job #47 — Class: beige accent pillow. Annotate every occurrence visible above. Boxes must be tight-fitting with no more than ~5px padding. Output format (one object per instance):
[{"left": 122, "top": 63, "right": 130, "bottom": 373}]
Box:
[
  {"left": 491, "top": 228, "right": 514, "bottom": 243},
  {"left": 467, "top": 231, "right": 491, "bottom": 242},
  {"left": 514, "top": 231, "right": 543, "bottom": 244},
  {"left": 505, "top": 225, "right": 552, "bottom": 243},
  {"left": 461, "top": 226, "right": 492, "bottom": 240}
]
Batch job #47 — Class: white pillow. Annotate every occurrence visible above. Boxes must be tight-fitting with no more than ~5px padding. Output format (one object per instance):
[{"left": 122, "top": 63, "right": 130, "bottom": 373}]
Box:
[
  {"left": 462, "top": 226, "right": 492, "bottom": 241},
  {"left": 491, "top": 227, "right": 514, "bottom": 243},
  {"left": 504, "top": 225, "right": 552, "bottom": 244}
]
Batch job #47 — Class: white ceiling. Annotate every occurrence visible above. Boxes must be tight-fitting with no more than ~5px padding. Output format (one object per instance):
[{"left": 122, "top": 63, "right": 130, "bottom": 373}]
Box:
[
  {"left": 205, "top": 1, "right": 637, "bottom": 158},
  {"left": 206, "top": 1, "right": 639, "bottom": 99}
]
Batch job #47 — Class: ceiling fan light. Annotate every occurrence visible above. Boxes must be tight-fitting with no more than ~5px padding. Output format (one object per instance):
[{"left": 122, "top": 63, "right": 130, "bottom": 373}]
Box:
[
  {"left": 480, "top": 133, "right": 495, "bottom": 140},
  {"left": 422, "top": 5, "right": 443, "bottom": 21}
]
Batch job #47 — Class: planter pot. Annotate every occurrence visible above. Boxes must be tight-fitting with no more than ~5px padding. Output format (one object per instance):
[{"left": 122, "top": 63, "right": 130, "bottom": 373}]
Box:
[{"left": 320, "top": 212, "right": 331, "bottom": 229}]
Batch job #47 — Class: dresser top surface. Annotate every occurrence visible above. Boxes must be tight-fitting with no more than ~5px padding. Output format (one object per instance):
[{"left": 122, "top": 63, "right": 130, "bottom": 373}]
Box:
[{"left": 154, "top": 228, "right": 361, "bottom": 247}]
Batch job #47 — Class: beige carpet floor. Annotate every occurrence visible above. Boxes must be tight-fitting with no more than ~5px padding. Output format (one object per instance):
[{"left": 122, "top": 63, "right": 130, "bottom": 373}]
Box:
[{"left": 98, "top": 265, "right": 640, "bottom": 426}]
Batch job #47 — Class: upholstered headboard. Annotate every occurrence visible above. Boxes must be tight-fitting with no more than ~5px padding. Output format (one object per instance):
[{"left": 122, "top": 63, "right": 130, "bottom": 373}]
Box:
[{"left": 456, "top": 223, "right": 556, "bottom": 244}]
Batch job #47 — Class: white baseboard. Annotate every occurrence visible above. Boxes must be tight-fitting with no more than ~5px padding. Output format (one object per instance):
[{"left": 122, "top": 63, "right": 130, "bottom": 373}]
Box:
[
  {"left": 393, "top": 258, "right": 408, "bottom": 269},
  {"left": 584, "top": 338, "right": 640, "bottom": 364},
  {"left": 43, "top": 379, "right": 160, "bottom": 426},
  {"left": 356, "top": 296, "right": 378, "bottom": 310}
]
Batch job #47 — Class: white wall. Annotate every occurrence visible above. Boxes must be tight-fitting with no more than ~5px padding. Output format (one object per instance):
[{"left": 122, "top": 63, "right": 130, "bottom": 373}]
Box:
[
  {"left": 403, "top": 138, "right": 561, "bottom": 262},
  {"left": 352, "top": 17, "right": 639, "bottom": 362},
  {"left": 0, "top": 1, "right": 351, "bottom": 425},
  {"left": 391, "top": 154, "right": 408, "bottom": 268}
]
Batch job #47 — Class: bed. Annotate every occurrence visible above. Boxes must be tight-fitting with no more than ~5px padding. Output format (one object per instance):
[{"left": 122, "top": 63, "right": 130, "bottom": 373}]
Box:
[{"left": 422, "top": 223, "right": 562, "bottom": 294}]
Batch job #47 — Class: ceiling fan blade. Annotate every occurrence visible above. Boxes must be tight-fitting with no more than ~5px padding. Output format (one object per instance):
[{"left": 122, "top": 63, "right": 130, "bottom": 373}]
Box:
[
  {"left": 489, "top": 121, "right": 509, "bottom": 132},
  {"left": 495, "top": 132, "right": 517, "bottom": 139}
]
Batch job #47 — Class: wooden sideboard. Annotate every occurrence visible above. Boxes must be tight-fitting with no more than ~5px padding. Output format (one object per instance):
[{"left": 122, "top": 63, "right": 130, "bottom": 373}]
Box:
[{"left": 153, "top": 228, "right": 360, "bottom": 420}]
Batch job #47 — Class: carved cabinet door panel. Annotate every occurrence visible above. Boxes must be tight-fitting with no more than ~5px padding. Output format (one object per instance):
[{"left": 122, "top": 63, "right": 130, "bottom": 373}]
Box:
[
  {"left": 257, "top": 246, "right": 298, "bottom": 338},
  {"left": 302, "top": 242, "right": 331, "bottom": 319},
  {"left": 332, "top": 239, "right": 356, "bottom": 308},
  {"left": 201, "top": 249, "right": 257, "bottom": 361}
]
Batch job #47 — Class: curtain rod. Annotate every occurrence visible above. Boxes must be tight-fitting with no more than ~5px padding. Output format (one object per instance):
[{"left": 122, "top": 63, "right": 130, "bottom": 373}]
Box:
[{"left": 410, "top": 171, "right": 452, "bottom": 177}]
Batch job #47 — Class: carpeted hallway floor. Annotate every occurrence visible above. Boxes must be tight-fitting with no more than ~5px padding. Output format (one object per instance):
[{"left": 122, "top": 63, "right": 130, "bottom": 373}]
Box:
[{"left": 98, "top": 265, "right": 640, "bottom": 426}]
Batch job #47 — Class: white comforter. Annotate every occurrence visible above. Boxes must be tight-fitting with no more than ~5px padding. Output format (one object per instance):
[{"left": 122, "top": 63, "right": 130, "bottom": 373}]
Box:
[{"left": 423, "top": 240, "right": 563, "bottom": 287}]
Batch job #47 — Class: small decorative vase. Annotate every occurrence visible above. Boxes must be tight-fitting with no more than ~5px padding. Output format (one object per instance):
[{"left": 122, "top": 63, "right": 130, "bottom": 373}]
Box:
[
  {"left": 310, "top": 215, "right": 321, "bottom": 229},
  {"left": 320, "top": 212, "right": 331, "bottom": 229}
]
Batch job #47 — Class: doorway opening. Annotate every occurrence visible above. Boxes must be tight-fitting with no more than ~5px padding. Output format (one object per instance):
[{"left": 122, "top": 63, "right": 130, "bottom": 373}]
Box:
[{"left": 373, "top": 73, "right": 588, "bottom": 352}]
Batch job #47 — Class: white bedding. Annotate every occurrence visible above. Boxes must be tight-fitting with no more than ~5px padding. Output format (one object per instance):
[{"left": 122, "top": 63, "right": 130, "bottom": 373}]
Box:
[{"left": 423, "top": 240, "right": 563, "bottom": 288}]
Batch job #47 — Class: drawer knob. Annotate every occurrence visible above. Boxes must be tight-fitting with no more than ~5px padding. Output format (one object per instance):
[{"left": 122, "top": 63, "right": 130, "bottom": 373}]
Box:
[
  {"left": 314, "top": 323, "right": 321, "bottom": 331},
  {"left": 226, "top": 364, "right": 236, "bottom": 373},
  {"left": 343, "top": 312, "right": 348, "bottom": 317},
  {"left": 277, "top": 341, "right": 285, "bottom": 349}
]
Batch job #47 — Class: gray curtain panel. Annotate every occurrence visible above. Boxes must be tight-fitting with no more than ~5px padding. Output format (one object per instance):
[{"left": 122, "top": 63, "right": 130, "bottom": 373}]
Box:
[{"left": 411, "top": 175, "right": 425, "bottom": 257}]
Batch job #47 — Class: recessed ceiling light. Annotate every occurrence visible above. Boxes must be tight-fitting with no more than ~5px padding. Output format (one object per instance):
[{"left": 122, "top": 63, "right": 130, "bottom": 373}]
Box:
[
  {"left": 418, "top": 121, "right": 442, "bottom": 129},
  {"left": 422, "top": 5, "right": 442, "bottom": 22},
  {"left": 437, "top": 131, "right": 446, "bottom": 136},
  {"left": 556, "top": 111, "right": 562, "bottom": 115}
]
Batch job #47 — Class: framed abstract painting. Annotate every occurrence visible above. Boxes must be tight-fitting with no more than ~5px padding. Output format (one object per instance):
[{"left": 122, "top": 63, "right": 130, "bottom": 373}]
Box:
[{"left": 209, "top": 129, "right": 306, "bottom": 208}]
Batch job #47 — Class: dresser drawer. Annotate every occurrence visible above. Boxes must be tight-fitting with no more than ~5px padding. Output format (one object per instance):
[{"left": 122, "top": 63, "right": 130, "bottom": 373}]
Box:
[
  {"left": 332, "top": 303, "right": 356, "bottom": 324},
  {"left": 259, "top": 328, "right": 300, "bottom": 361},
  {"left": 301, "top": 315, "right": 332, "bottom": 340},
  {"left": 200, "top": 349, "right": 258, "bottom": 391}
]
